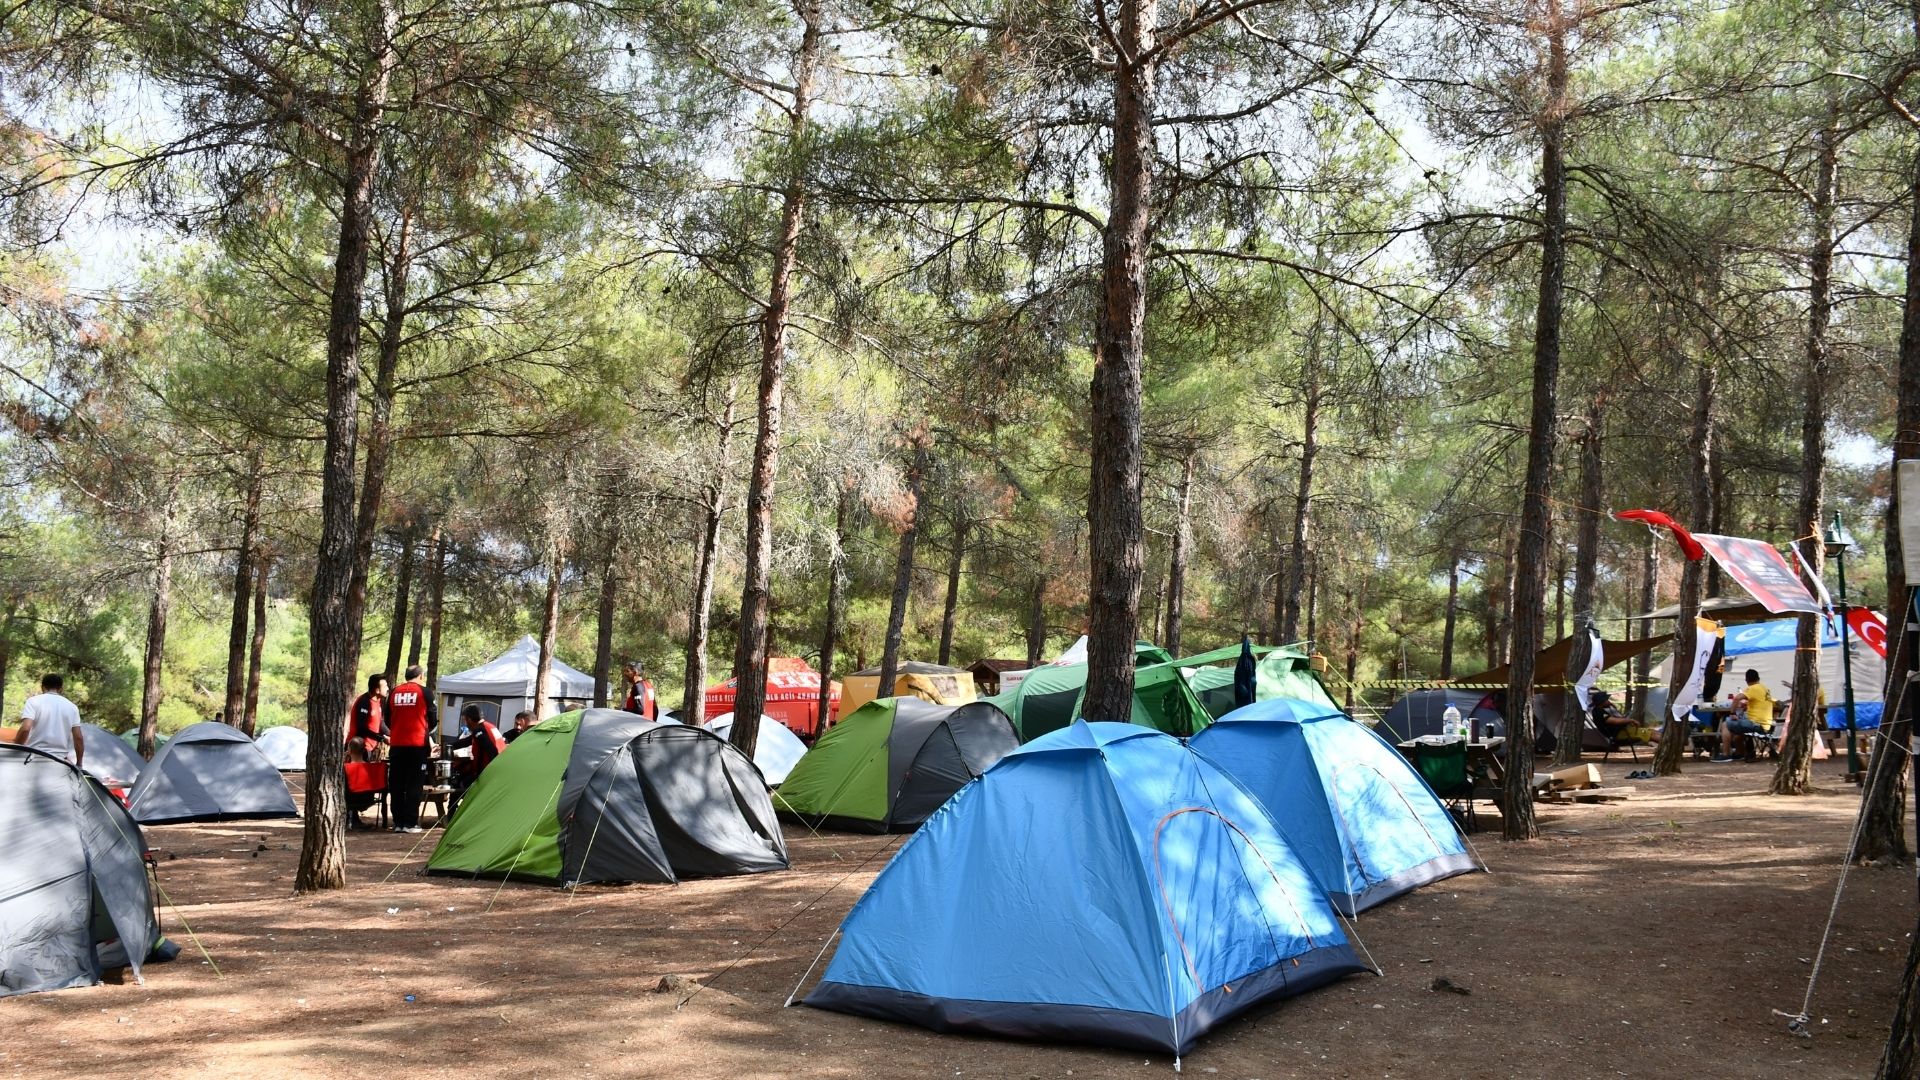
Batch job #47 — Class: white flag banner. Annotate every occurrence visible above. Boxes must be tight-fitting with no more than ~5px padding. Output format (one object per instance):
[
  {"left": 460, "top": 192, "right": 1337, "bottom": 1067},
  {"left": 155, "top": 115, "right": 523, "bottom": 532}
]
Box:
[
  {"left": 1571, "top": 626, "right": 1604, "bottom": 716},
  {"left": 1670, "top": 617, "right": 1721, "bottom": 725}
]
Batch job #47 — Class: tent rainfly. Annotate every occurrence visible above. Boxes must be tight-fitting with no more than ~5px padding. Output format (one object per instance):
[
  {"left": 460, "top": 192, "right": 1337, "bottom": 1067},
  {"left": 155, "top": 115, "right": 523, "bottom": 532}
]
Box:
[
  {"left": 805, "top": 721, "right": 1366, "bottom": 1054},
  {"left": 126, "top": 722, "right": 298, "bottom": 824},
  {"left": 427, "top": 709, "right": 788, "bottom": 885},
  {"left": 1175, "top": 644, "right": 1339, "bottom": 718},
  {"left": 435, "top": 636, "right": 595, "bottom": 736},
  {"left": 773, "top": 698, "right": 1019, "bottom": 832},
  {"left": 704, "top": 713, "right": 808, "bottom": 786},
  {"left": 77, "top": 723, "right": 146, "bottom": 787},
  {"left": 984, "top": 643, "right": 1204, "bottom": 741},
  {"left": 0, "top": 746, "right": 174, "bottom": 998},
  {"left": 1190, "top": 697, "right": 1477, "bottom": 914}
]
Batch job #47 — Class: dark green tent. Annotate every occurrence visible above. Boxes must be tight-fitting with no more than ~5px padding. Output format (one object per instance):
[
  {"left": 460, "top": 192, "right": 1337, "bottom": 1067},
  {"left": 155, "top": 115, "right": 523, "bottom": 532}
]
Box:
[
  {"left": 1175, "top": 644, "right": 1340, "bottom": 718},
  {"left": 773, "top": 698, "right": 1019, "bottom": 832},
  {"left": 984, "top": 646, "right": 1212, "bottom": 741}
]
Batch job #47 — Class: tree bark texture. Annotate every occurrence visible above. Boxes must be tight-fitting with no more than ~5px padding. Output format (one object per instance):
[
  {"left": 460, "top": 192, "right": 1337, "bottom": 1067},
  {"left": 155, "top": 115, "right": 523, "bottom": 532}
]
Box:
[
  {"left": 535, "top": 540, "right": 562, "bottom": 722},
  {"left": 1502, "top": 0, "right": 1569, "bottom": 840},
  {"left": 382, "top": 530, "right": 414, "bottom": 682},
  {"left": 423, "top": 531, "right": 448, "bottom": 724},
  {"left": 593, "top": 518, "right": 621, "bottom": 709},
  {"left": 1280, "top": 323, "right": 1322, "bottom": 645},
  {"left": 938, "top": 512, "right": 968, "bottom": 667},
  {"left": 729, "top": 12, "right": 820, "bottom": 763},
  {"left": 223, "top": 467, "right": 261, "bottom": 725},
  {"left": 243, "top": 552, "right": 270, "bottom": 737},
  {"left": 1879, "top": 922, "right": 1920, "bottom": 1079},
  {"left": 1631, "top": 533, "right": 1658, "bottom": 722},
  {"left": 1083, "top": 0, "right": 1158, "bottom": 722},
  {"left": 1164, "top": 451, "right": 1195, "bottom": 658},
  {"left": 1772, "top": 113, "right": 1837, "bottom": 798},
  {"left": 346, "top": 207, "right": 414, "bottom": 663},
  {"left": 407, "top": 526, "right": 429, "bottom": 670},
  {"left": 818, "top": 489, "right": 849, "bottom": 734},
  {"left": 1655, "top": 363, "right": 1716, "bottom": 776},
  {"left": 1556, "top": 401, "right": 1605, "bottom": 766},
  {"left": 138, "top": 494, "right": 176, "bottom": 760},
  {"left": 299, "top": 32, "right": 395, "bottom": 894},
  {"left": 1858, "top": 141, "right": 1920, "bottom": 862},
  {"left": 878, "top": 437, "right": 928, "bottom": 696},
  {"left": 1441, "top": 556, "right": 1460, "bottom": 680},
  {"left": 1026, "top": 577, "right": 1047, "bottom": 667},
  {"left": 683, "top": 386, "right": 738, "bottom": 724}
]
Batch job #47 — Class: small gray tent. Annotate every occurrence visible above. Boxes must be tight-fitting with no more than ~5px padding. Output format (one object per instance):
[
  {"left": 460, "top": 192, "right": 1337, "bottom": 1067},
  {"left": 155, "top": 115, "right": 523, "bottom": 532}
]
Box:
[
  {"left": 126, "top": 722, "right": 298, "bottom": 825},
  {"left": 78, "top": 723, "right": 146, "bottom": 786},
  {"left": 0, "top": 745, "right": 167, "bottom": 997}
]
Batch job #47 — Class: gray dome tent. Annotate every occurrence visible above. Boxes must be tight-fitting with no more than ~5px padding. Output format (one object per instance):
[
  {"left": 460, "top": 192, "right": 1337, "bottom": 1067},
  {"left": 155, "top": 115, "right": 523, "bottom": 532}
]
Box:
[
  {"left": 78, "top": 723, "right": 146, "bottom": 786},
  {"left": 127, "top": 722, "right": 298, "bottom": 825},
  {"left": 0, "top": 745, "right": 166, "bottom": 997}
]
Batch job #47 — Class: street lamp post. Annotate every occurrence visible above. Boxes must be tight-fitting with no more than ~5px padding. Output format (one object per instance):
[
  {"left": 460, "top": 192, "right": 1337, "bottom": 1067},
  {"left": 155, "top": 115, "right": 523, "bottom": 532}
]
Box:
[{"left": 1824, "top": 512, "right": 1860, "bottom": 781}]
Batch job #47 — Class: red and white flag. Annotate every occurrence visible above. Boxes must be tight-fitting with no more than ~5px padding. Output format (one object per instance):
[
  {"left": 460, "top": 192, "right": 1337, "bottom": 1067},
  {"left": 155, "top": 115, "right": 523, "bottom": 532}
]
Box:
[{"left": 1848, "top": 608, "right": 1888, "bottom": 658}]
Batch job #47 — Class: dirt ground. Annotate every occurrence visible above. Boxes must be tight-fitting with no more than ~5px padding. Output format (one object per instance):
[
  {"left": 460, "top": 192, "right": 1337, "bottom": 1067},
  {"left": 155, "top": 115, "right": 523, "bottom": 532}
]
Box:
[{"left": 5, "top": 751, "right": 1912, "bottom": 1079}]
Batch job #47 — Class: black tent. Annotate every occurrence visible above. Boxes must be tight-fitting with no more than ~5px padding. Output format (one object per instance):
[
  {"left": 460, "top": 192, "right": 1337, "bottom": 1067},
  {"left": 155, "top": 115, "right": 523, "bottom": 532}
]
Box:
[
  {"left": 126, "top": 722, "right": 298, "bottom": 824},
  {"left": 0, "top": 746, "right": 169, "bottom": 997}
]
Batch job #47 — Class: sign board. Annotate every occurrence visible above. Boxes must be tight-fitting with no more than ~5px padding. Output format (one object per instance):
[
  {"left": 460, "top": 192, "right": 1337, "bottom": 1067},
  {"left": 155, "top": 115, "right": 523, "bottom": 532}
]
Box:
[{"left": 1694, "top": 534, "right": 1822, "bottom": 615}]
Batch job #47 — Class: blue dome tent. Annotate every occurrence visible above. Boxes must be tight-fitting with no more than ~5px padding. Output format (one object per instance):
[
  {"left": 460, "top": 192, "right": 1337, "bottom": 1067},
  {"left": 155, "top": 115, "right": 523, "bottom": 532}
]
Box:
[
  {"left": 1190, "top": 698, "right": 1478, "bottom": 915},
  {"left": 804, "top": 721, "right": 1367, "bottom": 1056}
]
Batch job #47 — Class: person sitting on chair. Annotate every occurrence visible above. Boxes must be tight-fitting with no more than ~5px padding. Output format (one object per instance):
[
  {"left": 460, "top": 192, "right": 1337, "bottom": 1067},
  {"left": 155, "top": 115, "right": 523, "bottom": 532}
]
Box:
[
  {"left": 446, "top": 704, "right": 505, "bottom": 815},
  {"left": 1714, "top": 669, "right": 1774, "bottom": 762}
]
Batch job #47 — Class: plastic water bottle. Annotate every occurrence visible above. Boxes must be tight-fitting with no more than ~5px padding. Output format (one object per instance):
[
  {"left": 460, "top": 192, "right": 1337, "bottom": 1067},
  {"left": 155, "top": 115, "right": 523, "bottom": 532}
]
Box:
[{"left": 1442, "top": 704, "right": 1463, "bottom": 740}]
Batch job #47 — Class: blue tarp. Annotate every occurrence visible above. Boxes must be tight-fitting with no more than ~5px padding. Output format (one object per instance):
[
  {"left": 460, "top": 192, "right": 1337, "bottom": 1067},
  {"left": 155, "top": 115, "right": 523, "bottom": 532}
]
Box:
[
  {"left": 1722, "top": 618, "right": 1846, "bottom": 654},
  {"left": 806, "top": 721, "right": 1365, "bottom": 1054},
  {"left": 1190, "top": 698, "right": 1475, "bottom": 914}
]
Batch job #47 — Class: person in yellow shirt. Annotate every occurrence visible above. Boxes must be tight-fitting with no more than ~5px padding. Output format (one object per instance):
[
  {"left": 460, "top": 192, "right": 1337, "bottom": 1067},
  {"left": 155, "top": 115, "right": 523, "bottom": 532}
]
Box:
[{"left": 1716, "top": 669, "right": 1774, "bottom": 761}]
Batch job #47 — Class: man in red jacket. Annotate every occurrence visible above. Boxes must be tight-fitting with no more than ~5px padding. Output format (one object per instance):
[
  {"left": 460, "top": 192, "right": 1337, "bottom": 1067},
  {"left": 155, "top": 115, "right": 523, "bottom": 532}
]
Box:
[
  {"left": 622, "top": 661, "right": 657, "bottom": 720},
  {"left": 387, "top": 665, "right": 433, "bottom": 833}
]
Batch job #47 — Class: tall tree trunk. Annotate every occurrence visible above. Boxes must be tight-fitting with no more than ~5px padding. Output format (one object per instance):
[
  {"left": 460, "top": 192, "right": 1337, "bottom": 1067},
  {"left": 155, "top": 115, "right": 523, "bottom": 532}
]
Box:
[
  {"left": 1706, "top": 441, "right": 1727, "bottom": 598},
  {"left": 1858, "top": 141, "right": 1920, "bottom": 863},
  {"left": 684, "top": 384, "right": 739, "bottom": 724},
  {"left": 1083, "top": 0, "right": 1157, "bottom": 722},
  {"left": 242, "top": 552, "right": 270, "bottom": 737},
  {"left": 1441, "top": 556, "right": 1460, "bottom": 680},
  {"left": 1025, "top": 577, "right": 1047, "bottom": 666},
  {"left": 1631, "top": 531, "right": 1658, "bottom": 722},
  {"left": 1343, "top": 584, "right": 1360, "bottom": 713},
  {"left": 299, "top": 36, "right": 395, "bottom": 894},
  {"left": 1305, "top": 549, "right": 1318, "bottom": 648},
  {"left": 223, "top": 466, "right": 261, "bottom": 724},
  {"left": 1772, "top": 109, "right": 1838, "bottom": 797},
  {"left": 1554, "top": 547, "right": 1567, "bottom": 643},
  {"left": 423, "top": 531, "right": 448, "bottom": 732},
  {"left": 534, "top": 540, "right": 562, "bottom": 722},
  {"left": 137, "top": 492, "right": 177, "bottom": 760},
  {"left": 1556, "top": 401, "right": 1605, "bottom": 766},
  {"left": 593, "top": 518, "right": 621, "bottom": 709},
  {"left": 382, "top": 530, "right": 414, "bottom": 681},
  {"left": 878, "top": 437, "right": 928, "bottom": 696},
  {"left": 937, "top": 512, "right": 969, "bottom": 666},
  {"left": 818, "top": 489, "right": 850, "bottom": 734},
  {"left": 1655, "top": 363, "right": 1717, "bottom": 776},
  {"left": 407, "top": 522, "right": 436, "bottom": 669},
  {"left": 347, "top": 208, "right": 414, "bottom": 652},
  {"left": 1280, "top": 324, "right": 1322, "bottom": 644},
  {"left": 1503, "top": 0, "right": 1569, "bottom": 840},
  {"left": 729, "top": 12, "right": 820, "bottom": 763},
  {"left": 1164, "top": 450, "right": 1195, "bottom": 657},
  {"left": 1880, "top": 925, "right": 1920, "bottom": 1079}
]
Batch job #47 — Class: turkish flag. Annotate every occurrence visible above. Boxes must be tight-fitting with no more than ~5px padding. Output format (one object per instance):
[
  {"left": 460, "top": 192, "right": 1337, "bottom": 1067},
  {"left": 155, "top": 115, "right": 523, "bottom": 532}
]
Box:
[{"left": 1847, "top": 608, "right": 1888, "bottom": 658}]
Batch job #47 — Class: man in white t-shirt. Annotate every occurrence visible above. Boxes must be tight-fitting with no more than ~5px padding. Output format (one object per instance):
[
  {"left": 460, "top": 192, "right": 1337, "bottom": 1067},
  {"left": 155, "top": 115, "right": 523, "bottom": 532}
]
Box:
[{"left": 18, "top": 673, "right": 84, "bottom": 767}]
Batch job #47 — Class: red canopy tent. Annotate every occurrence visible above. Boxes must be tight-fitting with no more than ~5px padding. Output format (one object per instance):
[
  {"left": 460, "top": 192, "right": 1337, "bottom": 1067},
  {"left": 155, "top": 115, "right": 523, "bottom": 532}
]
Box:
[{"left": 705, "top": 657, "right": 841, "bottom": 739}]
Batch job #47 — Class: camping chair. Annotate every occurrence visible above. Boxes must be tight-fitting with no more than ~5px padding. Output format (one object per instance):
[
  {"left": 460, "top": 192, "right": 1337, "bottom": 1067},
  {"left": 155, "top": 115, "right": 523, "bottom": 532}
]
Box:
[
  {"left": 1409, "top": 739, "right": 1476, "bottom": 832},
  {"left": 345, "top": 760, "right": 388, "bottom": 830},
  {"left": 1599, "top": 719, "right": 1651, "bottom": 762}
]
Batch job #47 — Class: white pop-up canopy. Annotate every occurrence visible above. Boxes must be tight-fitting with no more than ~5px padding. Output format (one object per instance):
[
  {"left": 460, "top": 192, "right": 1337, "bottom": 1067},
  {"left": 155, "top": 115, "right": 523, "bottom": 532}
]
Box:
[{"left": 435, "top": 635, "right": 596, "bottom": 735}]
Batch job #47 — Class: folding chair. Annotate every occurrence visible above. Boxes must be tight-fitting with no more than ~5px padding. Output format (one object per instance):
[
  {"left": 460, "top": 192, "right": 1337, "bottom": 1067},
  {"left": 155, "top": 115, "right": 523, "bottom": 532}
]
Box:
[
  {"left": 1409, "top": 739, "right": 1476, "bottom": 832},
  {"left": 345, "top": 760, "right": 389, "bottom": 830}
]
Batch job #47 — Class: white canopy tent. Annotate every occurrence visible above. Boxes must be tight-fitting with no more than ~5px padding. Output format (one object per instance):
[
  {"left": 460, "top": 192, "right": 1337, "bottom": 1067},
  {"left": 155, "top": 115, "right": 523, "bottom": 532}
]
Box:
[{"left": 435, "top": 636, "right": 596, "bottom": 736}]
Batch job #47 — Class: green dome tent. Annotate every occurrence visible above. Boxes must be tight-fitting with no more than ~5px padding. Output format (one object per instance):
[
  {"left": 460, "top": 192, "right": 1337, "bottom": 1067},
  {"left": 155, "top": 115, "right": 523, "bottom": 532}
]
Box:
[
  {"left": 426, "top": 709, "right": 788, "bottom": 886},
  {"left": 985, "top": 644, "right": 1212, "bottom": 741},
  {"left": 773, "top": 698, "right": 1019, "bottom": 833},
  {"left": 1177, "top": 644, "right": 1339, "bottom": 718}
]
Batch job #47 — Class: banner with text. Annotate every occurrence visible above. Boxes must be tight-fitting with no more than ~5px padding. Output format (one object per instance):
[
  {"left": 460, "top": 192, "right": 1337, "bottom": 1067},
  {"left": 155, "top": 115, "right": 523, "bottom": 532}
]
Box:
[
  {"left": 1693, "top": 534, "right": 1823, "bottom": 615},
  {"left": 1670, "top": 617, "right": 1723, "bottom": 725}
]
